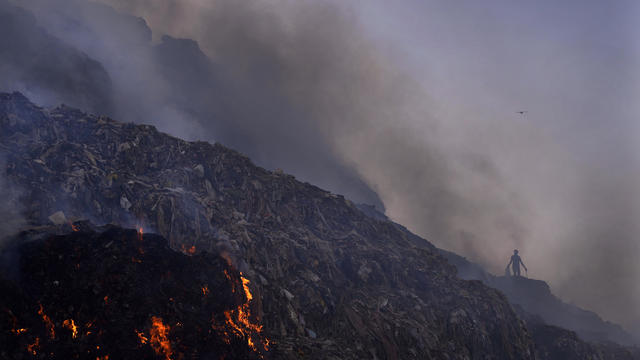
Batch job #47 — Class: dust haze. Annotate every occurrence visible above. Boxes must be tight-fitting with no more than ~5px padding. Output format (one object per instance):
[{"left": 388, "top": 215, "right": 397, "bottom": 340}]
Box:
[{"left": 3, "top": 0, "right": 640, "bottom": 333}]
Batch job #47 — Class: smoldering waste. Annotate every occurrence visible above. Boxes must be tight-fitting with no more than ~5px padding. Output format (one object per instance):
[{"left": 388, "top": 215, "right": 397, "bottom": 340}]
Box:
[{"left": 0, "top": 223, "right": 269, "bottom": 359}]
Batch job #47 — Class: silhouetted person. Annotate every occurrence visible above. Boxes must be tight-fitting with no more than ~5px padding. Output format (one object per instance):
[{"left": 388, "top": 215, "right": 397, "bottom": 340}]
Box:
[{"left": 506, "top": 249, "right": 527, "bottom": 277}]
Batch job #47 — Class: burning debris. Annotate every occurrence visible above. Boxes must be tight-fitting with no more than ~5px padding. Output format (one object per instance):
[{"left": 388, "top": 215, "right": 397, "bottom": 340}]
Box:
[
  {"left": 148, "top": 316, "right": 172, "bottom": 360},
  {"left": 0, "top": 224, "right": 269, "bottom": 359},
  {"left": 26, "top": 337, "right": 39, "bottom": 356},
  {"left": 62, "top": 319, "right": 78, "bottom": 338},
  {"left": 3, "top": 92, "right": 638, "bottom": 359},
  {"left": 214, "top": 272, "right": 269, "bottom": 355},
  {"left": 137, "top": 330, "right": 148, "bottom": 344},
  {"left": 180, "top": 244, "right": 197, "bottom": 256},
  {"left": 37, "top": 304, "right": 55, "bottom": 339}
]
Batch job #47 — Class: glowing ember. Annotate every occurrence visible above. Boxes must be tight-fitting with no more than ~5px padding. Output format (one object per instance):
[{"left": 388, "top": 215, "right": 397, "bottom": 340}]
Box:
[
  {"left": 181, "top": 244, "right": 196, "bottom": 255},
  {"left": 84, "top": 321, "right": 94, "bottom": 336},
  {"left": 38, "top": 304, "right": 55, "bottom": 339},
  {"left": 97, "top": 356, "right": 109, "bottom": 360},
  {"left": 202, "top": 285, "right": 209, "bottom": 296},
  {"left": 223, "top": 270, "right": 234, "bottom": 293},
  {"left": 136, "top": 330, "right": 149, "bottom": 344},
  {"left": 70, "top": 222, "right": 79, "bottom": 232},
  {"left": 138, "top": 227, "right": 143, "bottom": 241},
  {"left": 149, "top": 316, "right": 172, "bottom": 360},
  {"left": 27, "top": 337, "right": 40, "bottom": 355},
  {"left": 62, "top": 319, "right": 78, "bottom": 338},
  {"left": 8, "top": 312, "right": 28, "bottom": 335}
]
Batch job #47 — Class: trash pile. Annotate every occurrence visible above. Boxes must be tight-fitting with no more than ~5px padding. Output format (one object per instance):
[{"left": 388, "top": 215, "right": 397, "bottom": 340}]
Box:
[{"left": 1, "top": 92, "right": 638, "bottom": 359}]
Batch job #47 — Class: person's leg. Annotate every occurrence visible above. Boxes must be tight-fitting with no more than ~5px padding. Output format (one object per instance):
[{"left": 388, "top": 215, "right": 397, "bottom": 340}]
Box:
[{"left": 514, "top": 266, "right": 520, "bottom": 276}]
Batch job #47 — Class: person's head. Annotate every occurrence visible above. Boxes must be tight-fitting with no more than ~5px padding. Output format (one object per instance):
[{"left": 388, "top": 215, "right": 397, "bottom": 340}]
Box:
[{"left": 514, "top": 249, "right": 519, "bottom": 255}]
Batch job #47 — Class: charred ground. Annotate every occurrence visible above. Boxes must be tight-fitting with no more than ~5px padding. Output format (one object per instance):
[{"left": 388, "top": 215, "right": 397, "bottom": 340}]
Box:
[{"left": 0, "top": 223, "right": 268, "bottom": 359}]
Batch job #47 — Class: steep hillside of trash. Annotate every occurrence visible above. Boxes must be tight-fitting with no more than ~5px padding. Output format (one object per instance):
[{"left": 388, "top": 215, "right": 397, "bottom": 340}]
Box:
[
  {"left": 442, "top": 251, "right": 637, "bottom": 346},
  {"left": 0, "top": 224, "right": 267, "bottom": 359},
  {"left": 0, "top": 92, "right": 636, "bottom": 359},
  {"left": 517, "top": 310, "right": 639, "bottom": 360}
]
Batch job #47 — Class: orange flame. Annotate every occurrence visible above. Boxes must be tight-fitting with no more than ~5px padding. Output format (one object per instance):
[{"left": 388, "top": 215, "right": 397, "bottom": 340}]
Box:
[
  {"left": 138, "top": 227, "right": 143, "bottom": 241},
  {"left": 62, "top": 319, "right": 78, "bottom": 338},
  {"left": 241, "top": 276, "right": 253, "bottom": 302},
  {"left": 97, "top": 356, "right": 109, "bottom": 360},
  {"left": 27, "top": 337, "right": 40, "bottom": 355},
  {"left": 202, "top": 285, "right": 209, "bottom": 296},
  {"left": 136, "top": 330, "right": 149, "bottom": 344},
  {"left": 12, "top": 328, "right": 27, "bottom": 335},
  {"left": 37, "top": 304, "right": 55, "bottom": 339},
  {"left": 149, "top": 316, "right": 172, "bottom": 360},
  {"left": 216, "top": 273, "right": 269, "bottom": 355},
  {"left": 70, "top": 222, "right": 79, "bottom": 232}
]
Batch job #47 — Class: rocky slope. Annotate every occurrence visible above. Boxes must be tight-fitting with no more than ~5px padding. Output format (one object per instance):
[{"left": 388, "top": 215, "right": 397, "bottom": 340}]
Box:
[
  {"left": 519, "top": 311, "right": 639, "bottom": 360},
  {"left": 492, "top": 276, "right": 635, "bottom": 346},
  {"left": 442, "top": 251, "right": 637, "bottom": 346},
  {"left": 0, "top": 92, "right": 636, "bottom": 359}
]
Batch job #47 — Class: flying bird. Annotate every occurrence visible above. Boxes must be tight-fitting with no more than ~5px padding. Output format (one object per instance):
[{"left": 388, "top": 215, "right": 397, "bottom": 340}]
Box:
[{"left": 516, "top": 111, "right": 528, "bottom": 115}]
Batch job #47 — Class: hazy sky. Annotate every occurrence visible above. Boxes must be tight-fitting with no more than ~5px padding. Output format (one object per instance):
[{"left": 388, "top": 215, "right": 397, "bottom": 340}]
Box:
[
  {"left": 355, "top": 0, "right": 640, "bottom": 328},
  {"left": 8, "top": 0, "right": 640, "bottom": 332}
]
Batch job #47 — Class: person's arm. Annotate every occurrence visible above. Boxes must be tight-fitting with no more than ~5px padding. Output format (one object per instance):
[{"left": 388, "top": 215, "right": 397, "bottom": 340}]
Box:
[
  {"left": 521, "top": 259, "right": 527, "bottom": 271},
  {"left": 506, "top": 258, "right": 513, "bottom": 268}
]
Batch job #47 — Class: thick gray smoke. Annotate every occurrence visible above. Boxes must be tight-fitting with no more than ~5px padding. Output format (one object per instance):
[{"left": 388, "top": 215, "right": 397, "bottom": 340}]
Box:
[
  {"left": 14, "top": 0, "right": 387, "bottom": 211},
  {"left": 0, "top": 1, "right": 113, "bottom": 113},
  {"left": 3, "top": 0, "right": 640, "bottom": 334}
]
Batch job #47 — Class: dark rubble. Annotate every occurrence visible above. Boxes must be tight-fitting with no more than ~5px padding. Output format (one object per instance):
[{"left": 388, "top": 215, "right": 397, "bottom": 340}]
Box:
[
  {"left": 442, "top": 248, "right": 638, "bottom": 347},
  {"left": 0, "top": 92, "right": 637, "bottom": 359},
  {"left": 0, "top": 223, "right": 267, "bottom": 359},
  {"left": 519, "top": 311, "right": 638, "bottom": 360}
]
